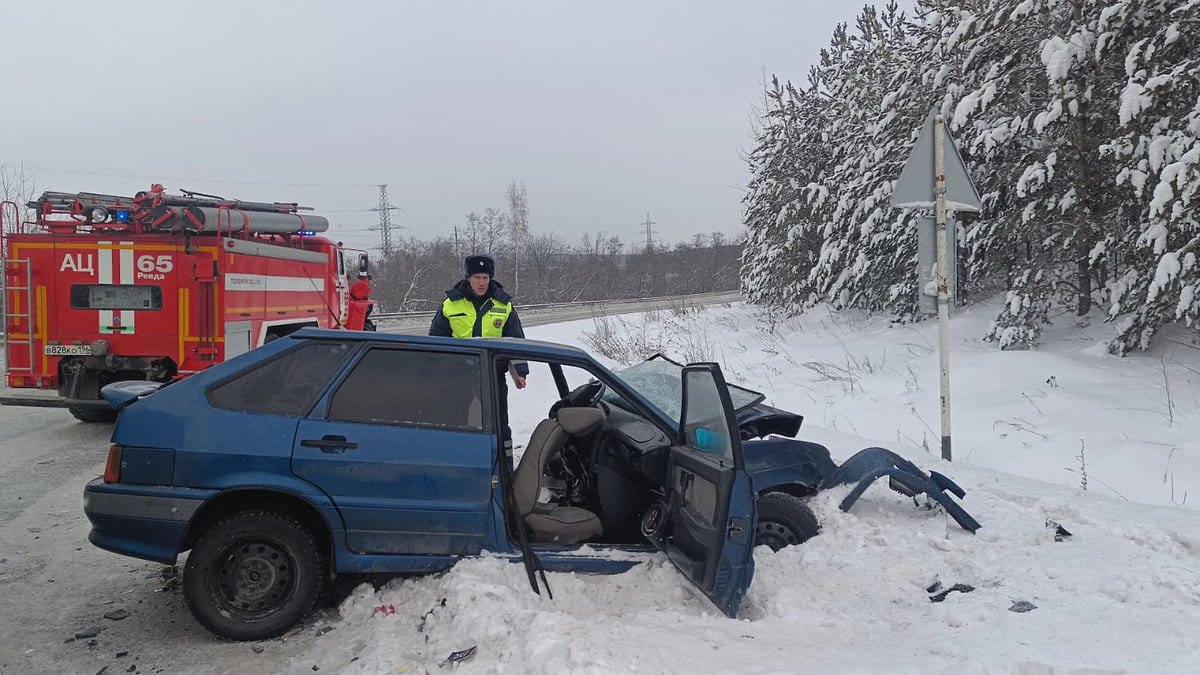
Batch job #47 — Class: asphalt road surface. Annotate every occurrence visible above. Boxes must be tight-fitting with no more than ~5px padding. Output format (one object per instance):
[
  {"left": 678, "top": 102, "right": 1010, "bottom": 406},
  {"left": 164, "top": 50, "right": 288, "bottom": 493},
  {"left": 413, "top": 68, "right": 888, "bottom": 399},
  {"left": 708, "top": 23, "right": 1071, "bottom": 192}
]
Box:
[{"left": 0, "top": 405, "right": 250, "bottom": 675}]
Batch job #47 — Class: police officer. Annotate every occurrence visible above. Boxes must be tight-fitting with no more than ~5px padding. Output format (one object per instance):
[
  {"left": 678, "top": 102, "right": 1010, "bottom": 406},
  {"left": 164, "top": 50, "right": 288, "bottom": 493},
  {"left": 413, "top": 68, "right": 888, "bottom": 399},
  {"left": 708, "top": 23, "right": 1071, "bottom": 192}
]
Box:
[{"left": 429, "top": 255, "right": 529, "bottom": 442}]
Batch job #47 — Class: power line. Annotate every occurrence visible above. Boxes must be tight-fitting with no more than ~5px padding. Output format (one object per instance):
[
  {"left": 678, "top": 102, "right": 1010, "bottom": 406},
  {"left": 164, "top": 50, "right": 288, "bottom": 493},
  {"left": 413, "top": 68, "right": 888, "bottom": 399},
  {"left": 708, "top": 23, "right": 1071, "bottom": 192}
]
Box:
[
  {"left": 371, "top": 184, "right": 401, "bottom": 256},
  {"left": 640, "top": 212, "right": 657, "bottom": 250},
  {"left": 21, "top": 164, "right": 378, "bottom": 189}
]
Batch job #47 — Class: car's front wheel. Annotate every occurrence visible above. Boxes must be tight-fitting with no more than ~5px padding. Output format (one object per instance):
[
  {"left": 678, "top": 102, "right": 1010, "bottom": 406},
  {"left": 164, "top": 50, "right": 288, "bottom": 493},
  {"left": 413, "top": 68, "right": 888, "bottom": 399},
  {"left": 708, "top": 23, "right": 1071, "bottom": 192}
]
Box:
[
  {"left": 755, "top": 492, "right": 820, "bottom": 551},
  {"left": 183, "top": 511, "right": 326, "bottom": 641}
]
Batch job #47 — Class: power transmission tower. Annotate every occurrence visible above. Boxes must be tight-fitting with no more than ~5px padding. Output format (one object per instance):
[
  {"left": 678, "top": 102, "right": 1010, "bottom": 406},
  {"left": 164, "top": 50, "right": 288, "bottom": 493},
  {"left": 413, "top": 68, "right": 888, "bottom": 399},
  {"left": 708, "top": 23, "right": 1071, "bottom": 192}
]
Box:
[
  {"left": 371, "top": 184, "right": 400, "bottom": 256},
  {"left": 640, "top": 212, "right": 657, "bottom": 251}
]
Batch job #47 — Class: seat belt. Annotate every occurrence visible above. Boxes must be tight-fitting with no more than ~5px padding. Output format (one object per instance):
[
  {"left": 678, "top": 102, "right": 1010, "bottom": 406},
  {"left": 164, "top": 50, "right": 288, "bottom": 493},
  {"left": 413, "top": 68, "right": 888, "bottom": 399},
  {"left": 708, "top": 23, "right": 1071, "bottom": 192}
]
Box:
[{"left": 499, "top": 437, "right": 553, "bottom": 599}]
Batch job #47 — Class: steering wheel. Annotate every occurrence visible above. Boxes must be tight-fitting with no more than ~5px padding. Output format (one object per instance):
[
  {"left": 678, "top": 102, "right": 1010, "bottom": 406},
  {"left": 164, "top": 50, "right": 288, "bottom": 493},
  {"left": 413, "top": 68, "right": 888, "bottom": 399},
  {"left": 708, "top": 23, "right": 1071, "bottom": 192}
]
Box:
[{"left": 550, "top": 380, "right": 607, "bottom": 417}]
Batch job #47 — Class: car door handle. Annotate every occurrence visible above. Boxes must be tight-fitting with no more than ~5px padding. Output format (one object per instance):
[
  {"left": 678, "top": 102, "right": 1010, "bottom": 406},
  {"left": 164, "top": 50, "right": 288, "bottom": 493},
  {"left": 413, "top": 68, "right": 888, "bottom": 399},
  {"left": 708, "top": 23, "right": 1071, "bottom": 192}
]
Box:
[{"left": 300, "top": 435, "right": 358, "bottom": 453}]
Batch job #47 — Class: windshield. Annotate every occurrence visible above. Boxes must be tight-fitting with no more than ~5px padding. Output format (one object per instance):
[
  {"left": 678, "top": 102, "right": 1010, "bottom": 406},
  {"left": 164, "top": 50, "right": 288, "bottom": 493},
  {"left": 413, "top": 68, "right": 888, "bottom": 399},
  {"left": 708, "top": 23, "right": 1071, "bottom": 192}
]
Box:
[{"left": 608, "top": 355, "right": 764, "bottom": 424}]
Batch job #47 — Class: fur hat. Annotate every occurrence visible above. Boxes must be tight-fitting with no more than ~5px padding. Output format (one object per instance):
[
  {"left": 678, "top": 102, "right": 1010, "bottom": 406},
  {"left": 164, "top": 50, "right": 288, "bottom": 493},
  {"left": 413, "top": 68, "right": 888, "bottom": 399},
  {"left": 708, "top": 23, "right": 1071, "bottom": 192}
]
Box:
[{"left": 465, "top": 254, "right": 495, "bottom": 278}]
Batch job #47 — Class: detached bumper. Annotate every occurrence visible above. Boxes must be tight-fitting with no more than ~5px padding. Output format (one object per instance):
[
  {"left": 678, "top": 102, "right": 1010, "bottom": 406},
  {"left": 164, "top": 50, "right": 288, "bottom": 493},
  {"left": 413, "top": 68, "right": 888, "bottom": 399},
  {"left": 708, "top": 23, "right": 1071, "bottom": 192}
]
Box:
[
  {"left": 819, "top": 447, "right": 981, "bottom": 533},
  {"left": 83, "top": 478, "right": 210, "bottom": 564}
]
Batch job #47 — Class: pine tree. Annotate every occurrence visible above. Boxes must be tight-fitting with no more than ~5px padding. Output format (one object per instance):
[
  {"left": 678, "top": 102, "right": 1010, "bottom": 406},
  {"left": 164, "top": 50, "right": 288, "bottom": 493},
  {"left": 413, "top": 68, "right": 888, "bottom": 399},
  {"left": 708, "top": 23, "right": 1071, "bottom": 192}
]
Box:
[
  {"left": 741, "top": 76, "right": 833, "bottom": 310},
  {"left": 1104, "top": 0, "right": 1200, "bottom": 353},
  {"left": 815, "top": 3, "right": 927, "bottom": 316},
  {"left": 742, "top": 0, "right": 1199, "bottom": 354},
  {"left": 743, "top": 3, "right": 929, "bottom": 317},
  {"left": 933, "top": 0, "right": 1127, "bottom": 348}
]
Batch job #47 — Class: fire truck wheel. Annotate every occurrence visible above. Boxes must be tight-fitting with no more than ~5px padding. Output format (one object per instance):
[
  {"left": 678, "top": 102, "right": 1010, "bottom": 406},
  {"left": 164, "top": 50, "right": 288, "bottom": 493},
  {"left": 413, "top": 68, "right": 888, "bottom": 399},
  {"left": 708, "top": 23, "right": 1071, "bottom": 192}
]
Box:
[
  {"left": 183, "top": 510, "right": 327, "bottom": 642},
  {"left": 68, "top": 406, "right": 119, "bottom": 424}
]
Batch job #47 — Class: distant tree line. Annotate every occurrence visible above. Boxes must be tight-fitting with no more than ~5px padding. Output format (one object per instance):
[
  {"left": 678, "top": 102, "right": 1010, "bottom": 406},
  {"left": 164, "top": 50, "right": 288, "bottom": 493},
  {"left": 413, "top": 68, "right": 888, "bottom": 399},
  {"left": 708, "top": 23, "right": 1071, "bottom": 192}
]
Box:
[
  {"left": 0, "top": 164, "right": 37, "bottom": 232},
  {"left": 370, "top": 182, "right": 743, "bottom": 312},
  {"left": 741, "top": 0, "right": 1199, "bottom": 353}
]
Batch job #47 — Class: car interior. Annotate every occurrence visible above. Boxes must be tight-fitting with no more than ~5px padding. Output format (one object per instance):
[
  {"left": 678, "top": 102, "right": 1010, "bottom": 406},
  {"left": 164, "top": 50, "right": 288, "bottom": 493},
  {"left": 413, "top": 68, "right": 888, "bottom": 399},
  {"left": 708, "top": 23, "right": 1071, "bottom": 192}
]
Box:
[{"left": 506, "top": 358, "right": 678, "bottom": 547}]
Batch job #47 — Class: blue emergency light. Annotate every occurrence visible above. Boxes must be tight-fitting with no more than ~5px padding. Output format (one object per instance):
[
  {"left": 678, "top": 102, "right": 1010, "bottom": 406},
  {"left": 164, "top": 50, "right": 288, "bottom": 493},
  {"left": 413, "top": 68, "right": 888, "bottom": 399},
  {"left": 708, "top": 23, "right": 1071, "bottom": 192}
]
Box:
[{"left": 114, "top": 210, "right": 131, "bottom": 223}]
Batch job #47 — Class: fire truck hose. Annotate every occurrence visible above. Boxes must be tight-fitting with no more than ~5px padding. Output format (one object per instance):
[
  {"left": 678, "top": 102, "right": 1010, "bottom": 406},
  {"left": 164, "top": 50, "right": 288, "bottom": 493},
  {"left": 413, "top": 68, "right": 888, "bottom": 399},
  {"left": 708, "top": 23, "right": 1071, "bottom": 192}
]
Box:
[{"left": 147, "top": 206, "right": 329, "bottom": 234}]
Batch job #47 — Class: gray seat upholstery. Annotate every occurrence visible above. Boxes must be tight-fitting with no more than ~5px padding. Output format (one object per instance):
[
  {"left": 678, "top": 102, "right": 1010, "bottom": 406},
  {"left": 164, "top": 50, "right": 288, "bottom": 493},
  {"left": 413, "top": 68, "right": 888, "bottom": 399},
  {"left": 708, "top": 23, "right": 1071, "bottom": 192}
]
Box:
[{"left": 512, "top": 406, "right": 607, "bottom": 544}]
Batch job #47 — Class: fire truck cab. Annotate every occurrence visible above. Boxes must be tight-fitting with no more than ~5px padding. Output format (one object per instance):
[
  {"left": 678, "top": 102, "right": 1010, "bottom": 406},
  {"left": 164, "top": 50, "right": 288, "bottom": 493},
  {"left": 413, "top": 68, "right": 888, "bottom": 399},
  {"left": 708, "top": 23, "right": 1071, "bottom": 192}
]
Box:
[{"left": 2, "top": 185, "right": 369, "bottom": 422}]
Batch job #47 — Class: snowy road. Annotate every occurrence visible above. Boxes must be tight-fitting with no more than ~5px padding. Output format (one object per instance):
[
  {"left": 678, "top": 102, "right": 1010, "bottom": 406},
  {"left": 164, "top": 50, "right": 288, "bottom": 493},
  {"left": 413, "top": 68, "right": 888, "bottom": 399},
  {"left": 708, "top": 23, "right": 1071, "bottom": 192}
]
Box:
[
  {"left": 0, "top": 406, "right": 220, "bottom": 674},
  {"left": 0, "top": 405, "right": 369, "bottom": 674},
  {"left": 377, "top": 290, "right": 743, "bottom": 334}
]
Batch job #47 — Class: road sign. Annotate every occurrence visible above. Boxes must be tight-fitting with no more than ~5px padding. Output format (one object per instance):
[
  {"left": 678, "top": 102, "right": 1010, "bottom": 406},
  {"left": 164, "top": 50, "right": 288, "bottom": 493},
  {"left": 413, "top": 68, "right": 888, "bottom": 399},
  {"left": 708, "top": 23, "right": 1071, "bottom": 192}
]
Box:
[
  {"left": 891, "top": 109, "right": 982, "bottom": 211},
  {"left": 890, "top": 109, "right": 983, "bottom": 463}
]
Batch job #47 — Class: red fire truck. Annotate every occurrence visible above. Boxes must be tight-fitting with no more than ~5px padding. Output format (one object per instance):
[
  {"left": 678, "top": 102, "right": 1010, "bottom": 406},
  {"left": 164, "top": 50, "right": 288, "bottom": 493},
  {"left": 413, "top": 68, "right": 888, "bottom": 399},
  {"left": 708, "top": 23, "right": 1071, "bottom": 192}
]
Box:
[{"left": 1, "top": 184, "right": 370, "bottom": 422}]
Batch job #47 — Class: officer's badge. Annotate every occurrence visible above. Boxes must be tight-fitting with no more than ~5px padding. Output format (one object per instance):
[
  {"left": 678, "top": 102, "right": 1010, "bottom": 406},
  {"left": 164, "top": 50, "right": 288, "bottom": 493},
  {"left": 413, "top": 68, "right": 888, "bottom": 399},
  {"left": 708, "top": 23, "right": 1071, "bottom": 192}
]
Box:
[{"left": 493, "top": 318, "right": 503, "bottom": 329}]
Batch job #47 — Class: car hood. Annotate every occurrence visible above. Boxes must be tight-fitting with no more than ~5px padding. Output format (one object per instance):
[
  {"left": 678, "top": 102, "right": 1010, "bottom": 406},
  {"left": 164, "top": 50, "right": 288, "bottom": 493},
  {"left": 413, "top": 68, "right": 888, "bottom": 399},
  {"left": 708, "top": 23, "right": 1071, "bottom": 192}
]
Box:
[
  {"left": 737, "top": 402, "right": 802, "bottom": 440},
  {"left": 742, "top": 437, "right": 838, "bottom": 490}
]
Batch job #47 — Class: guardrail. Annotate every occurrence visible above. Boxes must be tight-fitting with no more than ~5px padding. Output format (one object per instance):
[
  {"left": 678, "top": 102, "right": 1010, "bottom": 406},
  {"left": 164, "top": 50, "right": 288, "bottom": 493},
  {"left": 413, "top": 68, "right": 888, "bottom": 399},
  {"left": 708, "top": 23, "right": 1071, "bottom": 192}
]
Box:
[
  {"left": 0, "top": 290, "right": 744, "bottom": 336},
  {"left": 372, "top": 290, "right": 742, "bottom": 320}
]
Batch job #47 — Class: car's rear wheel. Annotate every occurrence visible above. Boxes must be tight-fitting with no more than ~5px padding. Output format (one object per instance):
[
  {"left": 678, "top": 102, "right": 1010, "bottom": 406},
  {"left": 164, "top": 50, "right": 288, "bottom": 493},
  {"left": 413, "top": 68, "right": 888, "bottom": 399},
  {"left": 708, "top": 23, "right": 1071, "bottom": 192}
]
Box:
[
  {"left": 68, "top": 405, "right": 117, "bottom": 423},
  {"left": 183, "top": 511, "right": 326, "bottom": 641},
  {"left": 755, "top": 492, "right": 820, "bottom": 551}
]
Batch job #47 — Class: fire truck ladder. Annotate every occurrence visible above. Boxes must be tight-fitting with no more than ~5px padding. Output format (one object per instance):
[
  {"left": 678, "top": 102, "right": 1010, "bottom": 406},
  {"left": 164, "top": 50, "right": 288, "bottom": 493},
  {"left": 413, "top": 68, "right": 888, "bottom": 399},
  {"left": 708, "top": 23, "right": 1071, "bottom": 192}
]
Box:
[
  {"left": 194, "top": 259, "right": 219, "bottom": 361},
  {"left": 4, "top": 258, "right": 35, "bottom": 377}
]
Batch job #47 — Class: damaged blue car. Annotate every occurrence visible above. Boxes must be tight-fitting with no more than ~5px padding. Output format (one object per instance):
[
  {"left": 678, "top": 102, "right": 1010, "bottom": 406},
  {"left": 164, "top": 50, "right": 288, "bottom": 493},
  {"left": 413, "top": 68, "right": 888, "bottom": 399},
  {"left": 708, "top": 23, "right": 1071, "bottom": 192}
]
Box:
[{"left": 83, "top": 329, "right": 978, "bottom": 641}]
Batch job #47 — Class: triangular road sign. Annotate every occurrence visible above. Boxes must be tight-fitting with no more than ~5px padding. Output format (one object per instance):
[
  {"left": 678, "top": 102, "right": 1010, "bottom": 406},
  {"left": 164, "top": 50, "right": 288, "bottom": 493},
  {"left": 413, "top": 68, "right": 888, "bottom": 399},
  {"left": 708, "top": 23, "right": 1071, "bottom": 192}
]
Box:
[{"left": 891, "top": 109, "right": 982, "bottom": 211}]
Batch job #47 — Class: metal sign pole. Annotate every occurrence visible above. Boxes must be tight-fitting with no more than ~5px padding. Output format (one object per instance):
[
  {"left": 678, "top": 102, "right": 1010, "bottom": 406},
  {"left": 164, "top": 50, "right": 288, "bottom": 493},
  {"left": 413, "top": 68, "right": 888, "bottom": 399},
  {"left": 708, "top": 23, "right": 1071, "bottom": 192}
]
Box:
[
  {"left": 891, "top": 107, "right": 980, "bottom": 462},
  {"left": 934, "top": 116, "right": 952, "bottom": 462}
]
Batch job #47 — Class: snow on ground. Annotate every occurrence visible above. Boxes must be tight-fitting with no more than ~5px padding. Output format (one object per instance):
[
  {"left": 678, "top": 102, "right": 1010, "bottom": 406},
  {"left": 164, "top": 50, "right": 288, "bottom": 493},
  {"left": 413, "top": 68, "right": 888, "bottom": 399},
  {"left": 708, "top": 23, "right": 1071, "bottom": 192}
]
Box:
[{"left": 283, "top": 299, "right": 1200, "bottom": 674}]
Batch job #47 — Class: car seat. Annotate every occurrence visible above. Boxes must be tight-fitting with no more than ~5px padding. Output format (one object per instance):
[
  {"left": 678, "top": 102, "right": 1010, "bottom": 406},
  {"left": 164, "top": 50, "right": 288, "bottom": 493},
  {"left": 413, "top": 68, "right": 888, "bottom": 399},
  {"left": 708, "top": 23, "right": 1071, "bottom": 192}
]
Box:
[{"left": 512, "top": 406, "right": 606, "bottom": 544}]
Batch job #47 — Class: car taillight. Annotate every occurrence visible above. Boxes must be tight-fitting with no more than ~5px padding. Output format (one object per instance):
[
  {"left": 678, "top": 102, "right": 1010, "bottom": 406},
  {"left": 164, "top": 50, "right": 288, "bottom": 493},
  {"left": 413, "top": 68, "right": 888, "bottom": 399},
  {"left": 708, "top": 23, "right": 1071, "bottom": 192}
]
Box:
[{"left": 104, "top": 444, "right": 123, "bottom": 483}]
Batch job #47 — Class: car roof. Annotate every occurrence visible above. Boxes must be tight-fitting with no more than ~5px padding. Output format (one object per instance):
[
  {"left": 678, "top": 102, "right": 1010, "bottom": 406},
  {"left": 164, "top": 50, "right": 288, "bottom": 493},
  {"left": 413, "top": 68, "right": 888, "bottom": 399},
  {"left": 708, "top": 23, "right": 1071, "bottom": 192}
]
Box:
[{"left": 291, "top": 327, "right": 593, "bottom": 361}]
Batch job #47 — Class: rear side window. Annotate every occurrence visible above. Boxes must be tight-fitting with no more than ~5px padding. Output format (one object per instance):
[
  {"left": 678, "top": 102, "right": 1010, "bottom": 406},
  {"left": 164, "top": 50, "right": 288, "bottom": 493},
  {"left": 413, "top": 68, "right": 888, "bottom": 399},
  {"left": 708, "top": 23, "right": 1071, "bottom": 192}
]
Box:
[
  {"left": 207, "top": 341, "right": 354, "bottom": 416},
  {"left": 328, "top": 349, "right": 483, "bottom": 431}
]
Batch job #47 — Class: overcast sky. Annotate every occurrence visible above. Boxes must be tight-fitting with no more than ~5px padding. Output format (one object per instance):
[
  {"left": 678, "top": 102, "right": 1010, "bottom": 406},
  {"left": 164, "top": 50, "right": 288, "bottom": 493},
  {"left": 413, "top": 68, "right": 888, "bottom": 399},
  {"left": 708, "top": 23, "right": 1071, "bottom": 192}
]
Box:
[{"left": 1, "top": 1, "right": 883, "bottom": 253}]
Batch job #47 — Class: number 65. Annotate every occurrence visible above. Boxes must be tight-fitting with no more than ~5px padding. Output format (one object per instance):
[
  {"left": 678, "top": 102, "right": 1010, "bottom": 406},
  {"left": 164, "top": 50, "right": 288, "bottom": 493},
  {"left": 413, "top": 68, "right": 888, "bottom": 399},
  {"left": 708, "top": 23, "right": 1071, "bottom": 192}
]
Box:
[{"left": 136, "top": 254, "right": 173, "bottom": 274}]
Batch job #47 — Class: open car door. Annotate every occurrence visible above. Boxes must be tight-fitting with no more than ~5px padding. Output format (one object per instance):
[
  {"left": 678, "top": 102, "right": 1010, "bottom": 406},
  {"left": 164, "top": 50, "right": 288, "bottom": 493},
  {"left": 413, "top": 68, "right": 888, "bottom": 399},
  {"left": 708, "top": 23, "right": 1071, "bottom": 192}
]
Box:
[{"left": 643, "top": 364, "right": 756, "bottom": 617}]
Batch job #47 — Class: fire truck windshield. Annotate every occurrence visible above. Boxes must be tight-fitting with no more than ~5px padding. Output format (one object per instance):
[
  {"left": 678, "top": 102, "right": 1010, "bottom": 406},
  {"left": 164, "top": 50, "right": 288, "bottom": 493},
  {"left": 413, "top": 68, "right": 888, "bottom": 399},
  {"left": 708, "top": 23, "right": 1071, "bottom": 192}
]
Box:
[{"left": 69, "top": 284, "right": 163, "bottom": 311}]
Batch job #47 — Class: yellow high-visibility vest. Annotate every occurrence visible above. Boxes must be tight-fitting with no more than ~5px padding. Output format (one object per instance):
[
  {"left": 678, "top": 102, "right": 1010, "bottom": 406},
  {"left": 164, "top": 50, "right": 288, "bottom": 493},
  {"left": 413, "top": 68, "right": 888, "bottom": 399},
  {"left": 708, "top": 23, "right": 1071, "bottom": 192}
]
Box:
[{"left": 441, "top": 297, "right": 514, "bottom": 338}]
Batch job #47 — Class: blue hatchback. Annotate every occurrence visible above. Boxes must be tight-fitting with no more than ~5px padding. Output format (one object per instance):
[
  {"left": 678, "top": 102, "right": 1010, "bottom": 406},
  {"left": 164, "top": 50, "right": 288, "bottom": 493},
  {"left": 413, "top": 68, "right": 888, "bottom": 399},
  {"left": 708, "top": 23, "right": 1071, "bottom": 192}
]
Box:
[{"left": 84, "top": 328, "right": 977, "bottom": 641}]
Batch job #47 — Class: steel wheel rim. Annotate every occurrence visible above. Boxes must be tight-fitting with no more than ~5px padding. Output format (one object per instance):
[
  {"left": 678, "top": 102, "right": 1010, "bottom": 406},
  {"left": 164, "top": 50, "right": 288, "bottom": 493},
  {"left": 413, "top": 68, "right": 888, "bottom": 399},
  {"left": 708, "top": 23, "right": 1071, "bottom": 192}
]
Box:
[
  {"left": 212, "top": 538, "right": 296, "bottom": 619},
  {"left": 755, "top": 519, "right": 800, "bottom": 552}
]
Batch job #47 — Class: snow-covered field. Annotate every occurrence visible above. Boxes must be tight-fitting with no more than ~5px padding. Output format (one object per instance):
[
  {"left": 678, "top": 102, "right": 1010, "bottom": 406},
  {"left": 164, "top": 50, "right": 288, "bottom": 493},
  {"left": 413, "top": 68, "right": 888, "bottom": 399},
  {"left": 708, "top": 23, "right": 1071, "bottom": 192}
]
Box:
[{"left": 277, "top": 299, "right": 1200, "bottom": 674}]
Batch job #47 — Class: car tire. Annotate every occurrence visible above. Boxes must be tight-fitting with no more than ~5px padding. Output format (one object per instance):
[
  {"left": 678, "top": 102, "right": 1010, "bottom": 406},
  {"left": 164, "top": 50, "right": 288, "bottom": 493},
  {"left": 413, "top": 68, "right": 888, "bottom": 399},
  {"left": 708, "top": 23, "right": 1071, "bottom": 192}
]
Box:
[
  {"left": 755, "top": 492, "right": 820, "bottom": 551},
  {"left": 183, "top": 510, "right": 327, "bottom": 641},
  {"left": 68, "top": 405, "right": 117, "bottom": 423}
]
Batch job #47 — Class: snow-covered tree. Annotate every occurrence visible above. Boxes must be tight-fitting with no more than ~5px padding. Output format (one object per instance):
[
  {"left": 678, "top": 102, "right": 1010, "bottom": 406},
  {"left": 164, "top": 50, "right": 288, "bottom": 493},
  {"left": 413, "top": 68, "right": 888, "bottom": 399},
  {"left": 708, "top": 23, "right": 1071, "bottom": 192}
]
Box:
[
  {"left": 934, "top": 0, "right": 1130, "bottom": 348},
  {"left": 741, "top": 76, "right": 830, "bottom": 309},
  {"left": 742, "top": 0, "right": 1200, "bottom": 353},
  {"left": 815, "top": 3, "right": 928, "bottom": 315},
  {"left": 743, "top": 3, "right": 929, "bottom": 317},
  {"left": 1104, "top": 0, "right": 1200, "bottom": 353}
]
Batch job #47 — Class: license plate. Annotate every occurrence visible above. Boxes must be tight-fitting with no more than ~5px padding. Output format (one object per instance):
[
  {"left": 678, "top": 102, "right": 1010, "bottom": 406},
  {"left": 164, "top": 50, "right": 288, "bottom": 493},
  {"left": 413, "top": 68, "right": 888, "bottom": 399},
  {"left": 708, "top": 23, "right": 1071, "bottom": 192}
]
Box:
[{"left": 43, "top": 344, "right": 92, "bottom": 356}]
